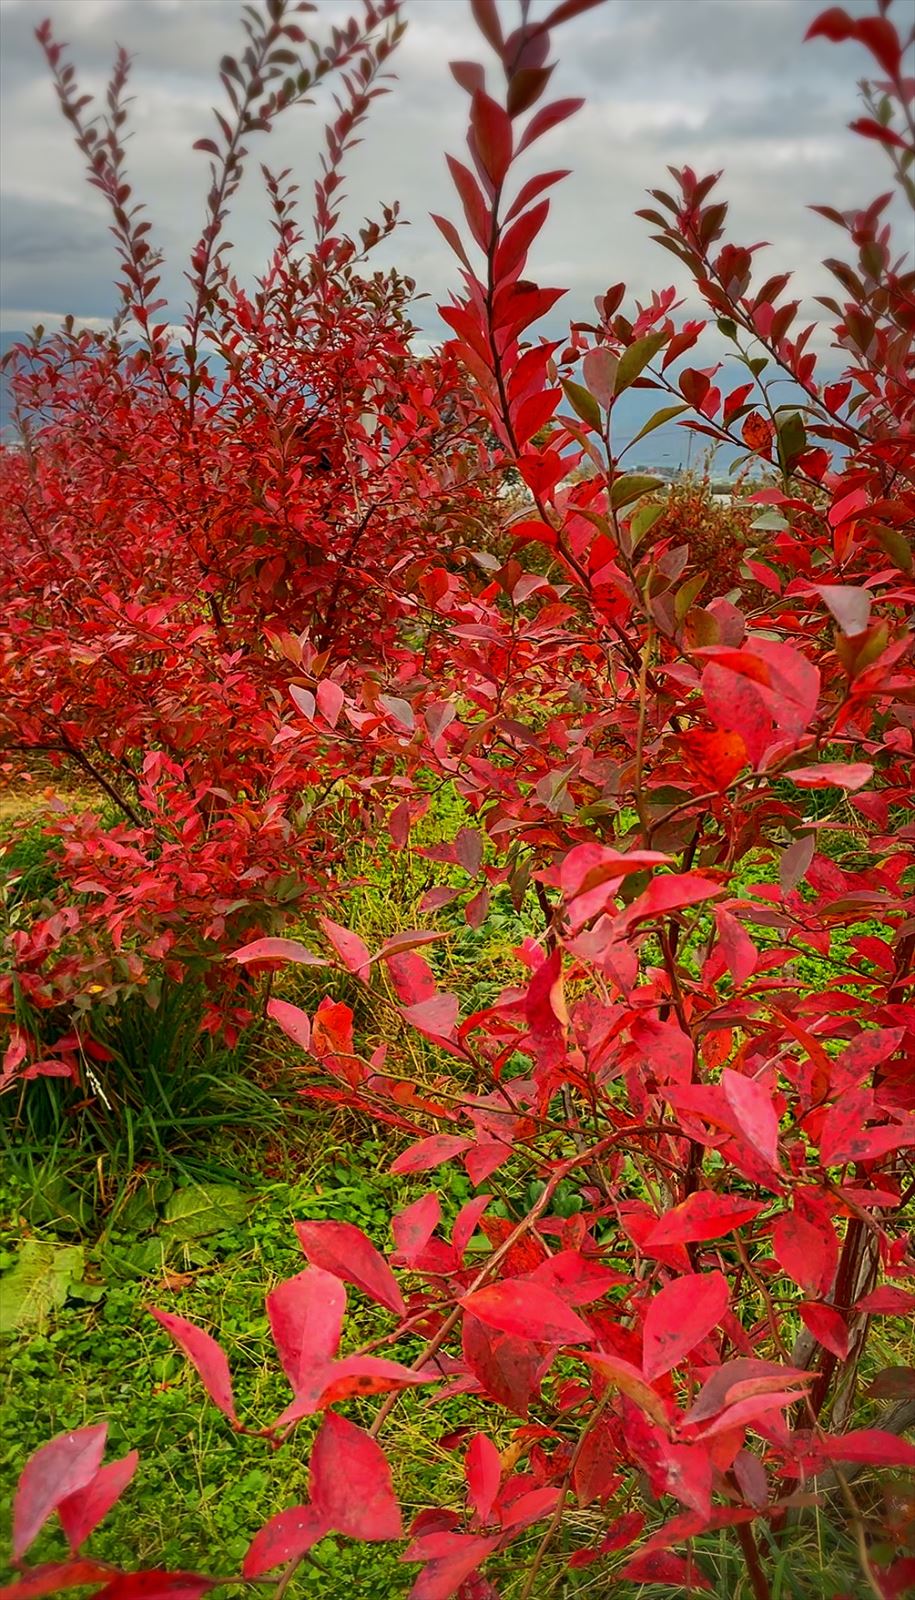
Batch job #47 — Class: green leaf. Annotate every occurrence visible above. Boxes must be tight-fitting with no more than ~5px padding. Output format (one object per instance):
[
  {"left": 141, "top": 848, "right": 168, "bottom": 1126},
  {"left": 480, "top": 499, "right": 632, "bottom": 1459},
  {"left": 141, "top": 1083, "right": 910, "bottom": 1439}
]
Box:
[
  {"left": 68, "top": 1279, "right": 106, "bottom": 1304},
  {"left": 876, "top": 524, "right": 913, "bottom": 574},
  {"left": 101, "top": 1239, "right": 165, "bottom": 1282},
  {"left": 561, "top": 378, "right": 602, "bottom": 430},
  {"left": 23, "top": 1173, "right": 92, "bottom": 1235},
  {"left": 611, "top": 473, "right": 661, "bottom": 510},
  {"left": 776, "top": 411, "right": 806, "bottom": 466},
  {"left": 613, "top": 331, "right": 667, "bottom": 395},
  {"left": 717, "top": 317, "right": 738, "bottom": 339},
  {"left": 626, "top": 403, "right": 687, "bottom": 450},
  {"left": 630, "top": 501, "right": 666, "bottom": 551},
  {"left": 675, "top": 572, "right": 708, "bottom": 621},
  {"left": 0, "top": 1241, "right": 85, "bottom": 1333},
  {"left": 751, "top": 510, "right": 789, "bottom": 531},
  {"left": 161, "top": 1182, "right": 248, "bottom": 1241}
]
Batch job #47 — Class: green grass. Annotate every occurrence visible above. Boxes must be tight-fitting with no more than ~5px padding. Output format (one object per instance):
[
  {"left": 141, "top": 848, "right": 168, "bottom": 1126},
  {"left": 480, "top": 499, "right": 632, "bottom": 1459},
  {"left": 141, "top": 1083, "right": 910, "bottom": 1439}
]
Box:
[
  {"left": 2, "top": 1138, "right": 892, "bottom": 1599},
  {"left": 1, "top": 783, "right": 910, "bottom": 1596}
]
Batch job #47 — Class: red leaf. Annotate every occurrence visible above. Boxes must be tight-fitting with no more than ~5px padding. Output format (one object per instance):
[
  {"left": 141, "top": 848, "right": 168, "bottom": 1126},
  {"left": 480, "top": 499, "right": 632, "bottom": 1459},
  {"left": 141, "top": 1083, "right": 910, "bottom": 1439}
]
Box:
[
  {"left": 310, "top": 1414, "right": 402, "bottom": 1541},
  {"left": 722, "top": 1069, "right": 779, "bottom": 1169},
  {"left": 528, "top": 1250, "right": 628, "bottom": 1304},
  {"left": 148, "top": 1311, "right": 238, "bottom": 1423},
  {"left": 646, "top": 1192, "right": 765, "bottom": 1247},
  {"left": 403, "top": 1531, "right": 500, "bottom": 1600},
  {"left": 572, "top": 1417, "right": 623, "bottom": 1507},
  {"left": 700, "top": 640, "right": 819, "bottom": 763},
  {"left": 685, "top": 1359, "right": 811, "bottom": 1424},
  {"left": 392, "top": 1192, "right": 442, "bottom": 1262},
  {"left": 90, "top": 1577, "right": 216, "bottom": 1600},
  {"left": 384, "top": 950, "right": 438, "bottom": 1007},
  {"left": 620, "top": 1550, "right": 712, "bottom": 1590},
  {"left": 470, "top": 91, "right": 512, "bottom": 186},
  {"left": 230, "top": 936, "right": 324, "bottom": 966},
  {"left": 642, "top": 1272, "right": 730, "bottom": 1381},
  {"left": 295, "top": 1220, "right": 405, "bottom": 1317},
  {"left": 713, "top": 909, "right": 757, "bottom": 985},
  {"left": 58, "top": 1450, "right": 139, "bottom": 1552},
  {"left": 12, "top": 1425, "right": 108, "bottom": 1561},
  {"left": 465, "top": 1433, "right": 501, "bottom": 1522},
  {"left": 805, "top": 7, "right": 855, "bottom": 45},
  {"left": 243, "top": 1504, "right": 329, "bottom": 1578},
  {"left": 658, "top": 1439, "right": 713, "bottom": 1518},
  {"left": 460, "top": 1281, "right": 592, "bottom": 1345},
  {"left": 470, "top": 0, "right": 503, "bottom": 53},
  {"left": 833, "top": 1028, "right": 904, "bottom": 1090},
  {"left": 379, "top": 929, "right": 449, "bottom": 959},
  {"left": 0, "top": 1561, "right": 112, "bottom": 1599},
  {"left": 452, "top": 1194, "right": 492, "bottom": 1262},
  {"left": 401, "top": 992, "right": 461, "bottom": 1045},
  {"left": 517, "top": 97, "right": 583, "bottom": 155},
  {"left": 820, "top": 1095, "right": 915, "bottom": 1165},
  {"left": 310, "top": 998, "right": 354, "bottom": 1060},
  {"left": 785, "top": 762, "right": 873, "bottom": 790},
  {"left": 525, "top": 948, "right": 567, "bottom": 1044},
  {"left": 578, "top": 1352, "right": 671, "bottom": 1428},
  {"left": 315, "top": 678, "right": 344, "bottom": 728},
  {"left": 265, "top": 1267, "right": 346, "bottom": 1394},
  {"left": 319, "top": 916, "right": 371, "bottom": 981},
  {"left": 773, "top": 1212, "right": 837, "bottom": 1297},
  {"left": 799, "top": 1301, "right": 849, "bottom": 1360},
  {"left": 309, "top": 1355, "right": 432, "bottom": 1410},
  {"left": 390, "top": 1135, "right": 472, "bottom": 1175},
  {"left": 620, "top": 873, "right": 723, "bottom": 929},
  {"left": 267, "top": 998, "right": 311, "bottom": 1051},
  {"left": 696, "top": 1388, "right": 802, "bottom": 1438},
  {"left": 855, "top": 1286, "right": 915, "bottom": 1316},
  {"left": 818, "top": 1429, "right": 915, "bottom": 1469},
  {"left": 462, "top": 1315, "right": 549, "bottom": 1416},
  {"left": 493, "top": 200, "right": 550, "bottom": 283}
]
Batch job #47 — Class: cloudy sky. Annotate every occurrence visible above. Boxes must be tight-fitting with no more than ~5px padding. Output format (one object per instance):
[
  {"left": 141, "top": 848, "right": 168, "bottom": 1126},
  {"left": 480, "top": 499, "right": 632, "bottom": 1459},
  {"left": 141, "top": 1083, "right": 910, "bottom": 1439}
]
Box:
[{"left": 0, "top": 0, "right": 903, "bottom": 344}]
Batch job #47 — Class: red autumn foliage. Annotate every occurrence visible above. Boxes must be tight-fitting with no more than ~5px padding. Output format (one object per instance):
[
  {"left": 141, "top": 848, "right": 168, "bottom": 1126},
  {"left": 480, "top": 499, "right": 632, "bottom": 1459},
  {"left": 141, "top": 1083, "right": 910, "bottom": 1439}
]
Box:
[{"left": 3, "top": 1, "right": 915, "bottom": 1598}]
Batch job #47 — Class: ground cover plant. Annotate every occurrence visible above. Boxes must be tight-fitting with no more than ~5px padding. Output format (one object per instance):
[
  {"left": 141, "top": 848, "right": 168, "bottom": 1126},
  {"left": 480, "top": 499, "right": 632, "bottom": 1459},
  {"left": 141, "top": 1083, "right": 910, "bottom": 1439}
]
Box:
[{"left": 1, "top": 0, "right": 914, "bottom": 1596}]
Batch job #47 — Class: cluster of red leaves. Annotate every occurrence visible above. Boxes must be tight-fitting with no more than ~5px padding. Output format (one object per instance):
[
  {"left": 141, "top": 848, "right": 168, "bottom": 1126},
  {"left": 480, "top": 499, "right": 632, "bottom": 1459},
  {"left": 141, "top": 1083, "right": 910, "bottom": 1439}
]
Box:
[
  {"left": 638, "top": 477, "right": 762, "bottom": 600},
  {"left": 4, "top": 0, "right": 915, "bottom": 1597},
  {"left": 0, "top": 1, "right": 500, "bottom": 1068}
]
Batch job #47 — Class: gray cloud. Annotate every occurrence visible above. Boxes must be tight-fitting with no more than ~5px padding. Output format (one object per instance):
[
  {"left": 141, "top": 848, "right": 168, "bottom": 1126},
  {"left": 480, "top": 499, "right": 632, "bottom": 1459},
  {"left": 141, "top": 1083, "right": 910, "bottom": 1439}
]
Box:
[{"left": 0, "top": 0, "right": 906, "bottom": 341}]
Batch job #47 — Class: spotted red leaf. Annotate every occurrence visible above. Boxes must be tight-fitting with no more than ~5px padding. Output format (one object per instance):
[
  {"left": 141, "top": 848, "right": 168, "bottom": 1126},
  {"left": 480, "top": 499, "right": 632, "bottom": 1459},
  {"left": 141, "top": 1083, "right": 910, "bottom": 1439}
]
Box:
[
  {"left": 722, "top": 1068, "right": 779, "bottom": 1168},
  {"left": 390, "top": 1135, "right": 472, "bottom": 1175}
]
